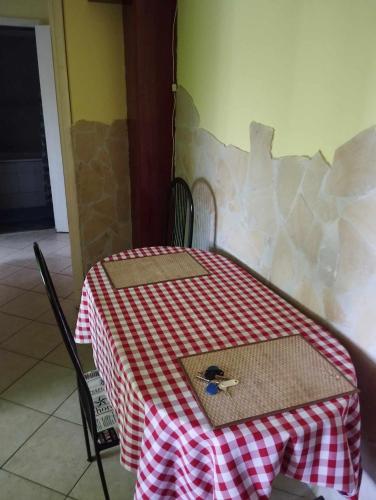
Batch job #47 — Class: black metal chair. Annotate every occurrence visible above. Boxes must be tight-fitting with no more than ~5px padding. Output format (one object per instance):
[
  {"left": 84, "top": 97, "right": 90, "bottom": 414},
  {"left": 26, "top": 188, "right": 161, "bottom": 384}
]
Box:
[
  {"left": 33, "top": 242, "right": 119, "bottom": 500},
  {"left": 168, "top": 177, "right": 194, "bottom": 247}
]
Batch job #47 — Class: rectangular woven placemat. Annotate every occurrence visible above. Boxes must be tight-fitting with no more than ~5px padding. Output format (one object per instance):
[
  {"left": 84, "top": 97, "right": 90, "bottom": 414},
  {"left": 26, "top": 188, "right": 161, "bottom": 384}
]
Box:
[
  {"left": 179, "top": 335, "right": 357, "bottom": 429},
  {"left": 102, "top": 252, "right": 208, "bottom": 289}
]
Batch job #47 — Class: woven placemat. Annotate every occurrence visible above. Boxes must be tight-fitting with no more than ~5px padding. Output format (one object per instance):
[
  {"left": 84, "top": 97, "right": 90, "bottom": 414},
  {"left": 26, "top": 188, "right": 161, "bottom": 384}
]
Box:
[
  {"left": 179, "top": 335, "right": 357, "bottom": 429},
  {"left": 102, "top": 252, "right": 208, "bottom": 289}
]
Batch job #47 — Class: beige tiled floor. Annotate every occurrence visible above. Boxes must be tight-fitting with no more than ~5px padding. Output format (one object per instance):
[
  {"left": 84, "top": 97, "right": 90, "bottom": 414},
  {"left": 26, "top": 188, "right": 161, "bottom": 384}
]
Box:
[{"left": 0, "top": 229, "right": 316, "bottom": 500}]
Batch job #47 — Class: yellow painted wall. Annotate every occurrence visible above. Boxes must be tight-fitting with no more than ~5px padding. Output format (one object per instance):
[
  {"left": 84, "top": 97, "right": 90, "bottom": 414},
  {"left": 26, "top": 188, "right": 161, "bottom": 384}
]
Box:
[
  {"left": 0, "top": 0, "right": 48, "bottom": 22},
  {"left": 0, "top": 0, "right": 126, "bottom": 124},
  {"left": 177, "top": 0, "right": 376, "bottom": 161},
  {"left": 63, "top": 0, "right": 126, "bottom": 124}
]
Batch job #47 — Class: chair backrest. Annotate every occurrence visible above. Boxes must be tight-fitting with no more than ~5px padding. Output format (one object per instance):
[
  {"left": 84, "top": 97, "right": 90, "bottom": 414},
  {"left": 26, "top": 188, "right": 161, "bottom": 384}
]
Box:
[
  {"left": 33, "top": 242, "right": 98, "bottom": 435},
  {"left": 168, "top": 177, "right": 194, "bottom": 247},
  {"left": 191, "top": 179, "right": 217, "bottom": 251}
]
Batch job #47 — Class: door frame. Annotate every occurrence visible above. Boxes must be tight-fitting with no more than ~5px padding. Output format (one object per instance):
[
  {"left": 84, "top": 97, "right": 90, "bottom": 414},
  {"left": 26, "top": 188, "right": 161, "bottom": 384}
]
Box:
[
  {"left": 0, "top": 17, "right": 69, "bottom": 232},
  {"left": 0, "top": 7, "right": 84, "bottom": 292},
  {"left": 35, "top": 25, "right": 69, "bottom": 232}
]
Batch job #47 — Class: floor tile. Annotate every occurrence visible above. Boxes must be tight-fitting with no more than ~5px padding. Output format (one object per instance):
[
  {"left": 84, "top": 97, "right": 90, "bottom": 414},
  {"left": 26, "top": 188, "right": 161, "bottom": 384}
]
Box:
[
  {"left": 4, "top": 416, "right": 89, "bottom": 495},
  {"left": 0, "top": 284, "right": 25, "bottom": 306},
  {"left": 34, "top": 272, "right": 74, "bottom": 299},
  {"left": 47, "top": 244, "right": 72, "bottom": 260},
  {"left": 37, "top": 239, "right": 70, "bottom": 255},
  {"left": 2, "top": 321, "right": 62, "bottom": 359},
  {"left": 42, "top": 255, "right": 72, "bottom": 274},
  {"left": 0, "top": 233, "right": 33, "bottom": 250},
  {"left": 270, "top": 489, "right": 301, "bottom": 499},
  {"left": 0, "top": 470, "right": 65, "bottom": 500},
  {"left": 38, "top": 231, "right": 69, "bottom": 245},
  {"left": 0, "top": 263, "right": 22, "bottom": 279},
  {"left": 0, "top": 399, "right": 48, "bottom": 465},
  {"left": 59, "top": 265, "right": 73, "bottom": 277},
  {"left": 0, "top": 247, "right": 25, "bottom": 265},
  {"left": 0, "top": 230, "right": 51, "bottom": 250},
  {"left": 45, "top": 343, "right": 95, "bottom": 372},
  {"left": 0, "top": 312, "right": 31, "bottom": 343},
  {"left": 53, "top": 390, "right": 82, "bottom": 425},
  {"left": 1, "top": 268, "right": 42, "bottom": 291},
  {"left": 2, "top": 361, "right": 76, "bottom": 414},
  {"left": 32, "top": 228, "right": 57, "bottom": 240},
  {"left": 69, "top": 449, "right": 135, "bottom": 500},
  {"left": 3, "top": 246, "right": 38, "bottom": 269},
  {"left": 0, "top": 349, "right": 37, "bottom": 393},
  {"left": 38, "top": 297, "right": 78, "bottom": 330},
  {"left": 0, "top": 290, "right": 50, "bottom": 319},
  {"left": 273, "top": 474, "right": 315, "bottom": 497}
]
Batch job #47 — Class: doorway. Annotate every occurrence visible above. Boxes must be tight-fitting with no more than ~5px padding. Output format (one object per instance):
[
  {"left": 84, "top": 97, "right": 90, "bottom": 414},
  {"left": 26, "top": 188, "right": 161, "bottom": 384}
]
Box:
[{"left": 0, "top": 25, "right": 54, "bottom": 233}]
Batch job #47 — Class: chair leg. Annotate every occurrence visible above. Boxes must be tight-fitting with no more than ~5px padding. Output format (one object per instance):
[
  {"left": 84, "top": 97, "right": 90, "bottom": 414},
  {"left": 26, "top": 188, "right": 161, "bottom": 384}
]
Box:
[
  {"left": 95, "top": 446, "right": 110, "bottom": 500},
  {"left": 79, "top": 402, "right": 93, "bottom": 462}
]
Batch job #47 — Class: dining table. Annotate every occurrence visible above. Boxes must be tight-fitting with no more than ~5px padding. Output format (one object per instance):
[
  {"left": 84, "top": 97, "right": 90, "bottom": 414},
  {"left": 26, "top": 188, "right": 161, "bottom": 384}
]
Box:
[{"left": 75, "top": 246, "right": 361, "bottom": 500}]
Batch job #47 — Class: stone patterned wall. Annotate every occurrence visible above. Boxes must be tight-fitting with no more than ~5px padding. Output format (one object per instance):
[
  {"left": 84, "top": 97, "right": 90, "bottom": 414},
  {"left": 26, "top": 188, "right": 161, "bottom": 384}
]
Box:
[
  {"left": 176, "top": 86, "right": 376, "bottom": 489},
  {"left": 175, "top": 85, "right": 376, "bottom": 363},
  {"left": 71, "top": 119, "right": 132, "bottom": 272}
]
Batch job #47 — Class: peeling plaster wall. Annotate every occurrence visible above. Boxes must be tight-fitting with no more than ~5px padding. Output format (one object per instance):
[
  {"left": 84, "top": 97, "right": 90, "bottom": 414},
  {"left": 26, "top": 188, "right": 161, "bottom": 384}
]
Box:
[
  {"left": 176, "top": 87, "right": 376, "bottom": 357},
  {"left": 175, "top": 86, "right": 376, "bottom": 494},
  {"left": 71, "top": 120, "right": 131, "bottom": 272}
]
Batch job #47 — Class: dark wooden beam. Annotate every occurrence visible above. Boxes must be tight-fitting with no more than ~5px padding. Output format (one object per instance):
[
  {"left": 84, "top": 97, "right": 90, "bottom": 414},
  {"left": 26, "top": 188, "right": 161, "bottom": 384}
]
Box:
[{"left": 123, "top": 0, "right": 176, "bottom": 247}]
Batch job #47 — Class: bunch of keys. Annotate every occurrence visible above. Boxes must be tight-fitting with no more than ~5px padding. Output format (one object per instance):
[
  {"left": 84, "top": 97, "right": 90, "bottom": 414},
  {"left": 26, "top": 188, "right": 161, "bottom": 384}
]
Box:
[{"left": 196, "top": 365, "right": 239, "bottom": 397}]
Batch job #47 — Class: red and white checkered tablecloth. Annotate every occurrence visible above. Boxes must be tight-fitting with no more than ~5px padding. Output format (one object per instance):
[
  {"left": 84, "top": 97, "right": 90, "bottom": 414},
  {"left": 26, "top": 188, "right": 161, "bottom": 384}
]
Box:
[{"left": 75, "top": 247, "right": 361, "bottom": 500}]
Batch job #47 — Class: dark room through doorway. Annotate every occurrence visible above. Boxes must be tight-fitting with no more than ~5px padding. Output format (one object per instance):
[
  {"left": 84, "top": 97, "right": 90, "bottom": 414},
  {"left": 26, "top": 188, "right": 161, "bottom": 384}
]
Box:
[{"left": 0, "top": 25, "right": 54, "bottom": 233}]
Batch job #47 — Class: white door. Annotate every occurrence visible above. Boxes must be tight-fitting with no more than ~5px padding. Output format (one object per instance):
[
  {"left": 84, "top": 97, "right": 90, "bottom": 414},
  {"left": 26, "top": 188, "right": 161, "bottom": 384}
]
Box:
[{"left": 35, "top": 25, "right": 69, "bottom": 232}]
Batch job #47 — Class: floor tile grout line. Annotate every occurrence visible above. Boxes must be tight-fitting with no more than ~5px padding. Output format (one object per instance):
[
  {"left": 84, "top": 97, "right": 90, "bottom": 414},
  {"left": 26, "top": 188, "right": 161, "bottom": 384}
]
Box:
[
  {"left": 1, "top": 362, "right": 97, "bottom": 497},
  {"left": 50, "top": 412, "right": 83, "bottom": 428},
  {"left": 0, "top": 287, "right": 29, "bottom": 308},
  {"left": 2, "top": 393, "right": 92, "bottom": 498},
  {"left": 0, "top": 266, "right": 28, "bottom": 281},
  {"left": 0, "top": 261, "right": 71, "bottom": 273},
  {"left": 0, "top": 242, "right": 35, "bottom": 251},
  {"left": 0, "top": 415, "right": 54, "bottom": 470},
  {"left": 0, "top": 386, "right": 82, "bottom": 425},
  {"left": 0, "top": 395, "right": 57, "bottom": 418},
  {"left": 50, "top": 385, "right": 79, "bottom": 416},
  {"left": 0, "top": 334, "right": 64, "bottom": 360},
  {"left": 0, "top": 299, "right": 76, "bottom": 324},
  {"left": 0, "top": 310, "right": 49, "bottom": 322},
  {"left": 0, "top": 282, "right": 73, "bottom": 298},
  {"left": 0, "top": 340, "right": 64, "bottom": 365},
  {"left": 0, "top": 464, "right": 74, "bottom": 497},
  {"left": 0, "top": 392, "right": 85, "bottom": 471},
  {"left": 0, "top": 357, "right": 40, "bottom": 395},
  {"left": 65, "top": 459, "right": 93, "bottom": 499},
  {"left": 0, "top": 310, "right": 37, "bottom": 322},
  {"left": 0, "top": 315, "right": 34, "bottom": 345},
  {"left": 39, "top": 356, "right": 78, "bottom": 370},
  {"left": 0, "top": 230, "right": 106, "bottom": 499},
  {"left": 0, "top": 241, "right": 70, "bottom": 253},
  {"left": 0, "top": 353, "right": 76, "bottom": 397},
  {"left": 0, "top": 285, "right": 70, "bottom": 298}
]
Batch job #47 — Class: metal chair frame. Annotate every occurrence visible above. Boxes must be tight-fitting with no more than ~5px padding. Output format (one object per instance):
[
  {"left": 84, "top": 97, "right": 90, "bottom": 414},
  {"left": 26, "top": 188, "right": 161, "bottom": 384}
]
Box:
[
  {"left": 33, "top": 242, "right": 118, "bottom": 500},
  {"left": 168, "top": 177, "right": 194, "bottom": 247}
]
